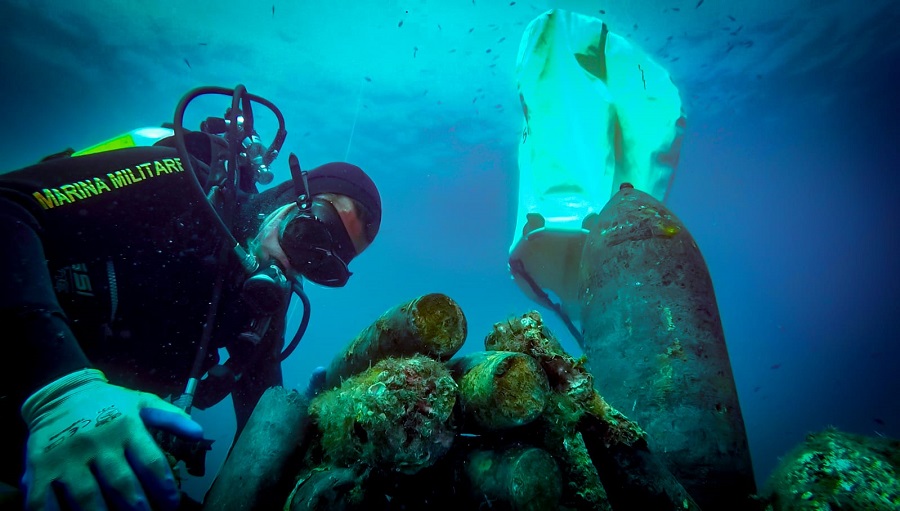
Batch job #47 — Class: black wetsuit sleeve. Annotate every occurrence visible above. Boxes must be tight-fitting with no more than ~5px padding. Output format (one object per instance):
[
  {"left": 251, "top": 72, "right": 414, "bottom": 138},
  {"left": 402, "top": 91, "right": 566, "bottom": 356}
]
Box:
[
  {"left": 0, "top": 196, "right": 91, "bottom": 402},
  {"left": 0, "top": 145, "right": 220, "bottom": 406}
]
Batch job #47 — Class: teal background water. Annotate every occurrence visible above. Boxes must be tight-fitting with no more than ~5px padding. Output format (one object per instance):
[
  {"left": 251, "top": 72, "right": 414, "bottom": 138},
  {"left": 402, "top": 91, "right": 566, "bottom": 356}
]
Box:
[{"left": 2, "top": 0, "right": 898, "bottom": 501}]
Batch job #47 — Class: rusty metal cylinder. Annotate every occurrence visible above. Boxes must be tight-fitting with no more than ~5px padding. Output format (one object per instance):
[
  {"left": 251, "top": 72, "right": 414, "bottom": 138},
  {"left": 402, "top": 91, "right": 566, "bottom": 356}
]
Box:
[
  {"left": 446, "top": 350, "right": 549, "bottom": 431},
  {"left": 578, "top": 183, "right": 756, "bottom": 510},
  {"left": 324, "top": 293, "right": 467, "bottom": 391},
  {"left": 463, "top": 446, "right": 563, "bottom": 511},
  {"left": 311, "top": 355, "right": 458, "bottom": 474}
]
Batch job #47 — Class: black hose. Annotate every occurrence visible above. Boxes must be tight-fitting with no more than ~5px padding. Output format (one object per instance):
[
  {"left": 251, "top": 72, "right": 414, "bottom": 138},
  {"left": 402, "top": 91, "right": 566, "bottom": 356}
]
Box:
[
  {"left": 171, "top": 84, "right": 291, "bottom": 397},
  {"left": 280, "top": 278, "right": 311, "bottom": 362},
  {"left": 172, "top": 86, "right": 243, "bottom": 249}
]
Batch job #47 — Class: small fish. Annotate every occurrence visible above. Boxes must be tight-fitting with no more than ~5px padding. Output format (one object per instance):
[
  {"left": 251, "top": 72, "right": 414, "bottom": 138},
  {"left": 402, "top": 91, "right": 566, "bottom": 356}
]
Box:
[
  {"left": 198, "top": 42, "right": 208, "bottom": 46},
  {"left": 874, "top": 418, "right": 886, "bottom": 426},
  {"left": 670, "top": 56, "right": 680, "bottom": 62},
  {"left": 672, "top": 7, "right": 680, "bottom": 11},
  {"left": 398, "top": 20, "right": 403, "bottom": 28},
  {"left": 509, "top": 1, "right": 515, "bottom": 5},
  {"left": 438, "top": 24, "right": 442, "bottom": 30},
  {"left": 468, "top": 27, "right": 474, "bottom": 33},
  {"left": 183, "top": 58, "right": 191, "bottom": 69},
  {"left": 413, "top": 46, "right": 418, "bottom": 57},
  {"left": 696, "top": 0, "right": 704, "bottom": 7},
  {"left": 728, "top": 15, "right": 736, "bottom": 21},
  {"left": 753, "top": 386, "right": 761, "bottom": 393},
  {"left": 272, "top": 4, "right": 274, "bottom": 17},
  {"left": 599, "top": 9, "right": 606, "bottom": 14},
  {"left": 486, "top": 48, "right": 491, "bottom": 53},
  {"left": 364, "top": 76, "right": 372, "bottom": 82},
  {"left": 633, "top": 23, "right": 638, "bottom": 30},
  {"left": 449, "top": 49, "right": 457, "bottom": 53},
  {"left": 498, "top": 36, "right": 505, "bottom": 43},
  {"left": 472, "top": 97, "right": 477, "bottom": 103},
  {"left": 770, "top": 363, "right": 781, "bottom": 370},
  {"left": 731, "top": 25, "right": 743, "bottom": 35}
]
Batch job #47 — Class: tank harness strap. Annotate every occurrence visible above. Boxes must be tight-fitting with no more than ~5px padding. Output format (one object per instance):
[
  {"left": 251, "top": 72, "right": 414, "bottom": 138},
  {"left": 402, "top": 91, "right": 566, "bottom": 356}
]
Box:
[{"left": 509, "top": 258, "right": 585, "bottom": 345}]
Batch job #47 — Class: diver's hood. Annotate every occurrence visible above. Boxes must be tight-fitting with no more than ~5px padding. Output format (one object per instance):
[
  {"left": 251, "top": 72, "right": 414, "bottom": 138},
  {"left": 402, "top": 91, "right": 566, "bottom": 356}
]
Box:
[{"left": 235, "top": 162, "right": 382, "bottom": 255}]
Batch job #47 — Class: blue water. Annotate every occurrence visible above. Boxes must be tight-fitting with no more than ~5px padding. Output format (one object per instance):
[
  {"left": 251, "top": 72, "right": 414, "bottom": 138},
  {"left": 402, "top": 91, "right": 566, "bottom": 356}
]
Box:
[{"left": 1, "top": 0, "right": 898, "bottom": 503}]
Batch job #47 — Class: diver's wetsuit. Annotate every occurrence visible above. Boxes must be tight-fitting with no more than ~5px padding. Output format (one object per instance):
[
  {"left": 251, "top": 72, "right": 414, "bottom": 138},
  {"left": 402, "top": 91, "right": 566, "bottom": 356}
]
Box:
[{"left": 0, "top": 137, "right": 287, "bottom": 485}]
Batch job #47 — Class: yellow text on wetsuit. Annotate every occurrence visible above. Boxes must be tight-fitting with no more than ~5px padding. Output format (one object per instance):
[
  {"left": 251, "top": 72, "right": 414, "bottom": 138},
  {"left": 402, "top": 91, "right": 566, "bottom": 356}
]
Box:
[{"left": 31, "top": 158, "right": 185, "bottom": 210}]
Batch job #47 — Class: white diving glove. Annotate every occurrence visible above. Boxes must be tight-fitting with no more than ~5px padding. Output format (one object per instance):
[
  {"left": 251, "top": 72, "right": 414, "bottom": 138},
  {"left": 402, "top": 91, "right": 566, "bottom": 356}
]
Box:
[{"left": 20, "top": 369, "right": 204, "bottom": 511}]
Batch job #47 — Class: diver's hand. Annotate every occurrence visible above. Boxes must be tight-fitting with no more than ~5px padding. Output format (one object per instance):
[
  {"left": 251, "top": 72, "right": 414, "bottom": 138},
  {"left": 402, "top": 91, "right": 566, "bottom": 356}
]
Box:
[
  {"left": 20, "top": 369, "right": 203, "bottom": 511},
  {"left": 304, "top": 366, "right": 327, "bottom": 399}
]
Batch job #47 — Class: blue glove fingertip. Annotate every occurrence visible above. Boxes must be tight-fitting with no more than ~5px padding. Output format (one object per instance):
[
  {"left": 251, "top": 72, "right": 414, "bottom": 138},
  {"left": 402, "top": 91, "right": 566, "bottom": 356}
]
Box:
[{"left": 140, "top": 408, "right": 204, "bottom": 441}]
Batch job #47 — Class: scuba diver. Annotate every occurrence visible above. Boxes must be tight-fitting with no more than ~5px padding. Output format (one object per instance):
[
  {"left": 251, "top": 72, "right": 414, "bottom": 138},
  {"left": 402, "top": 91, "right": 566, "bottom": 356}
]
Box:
[{"left": 0, "top": 85, "right": 382, "bottom": 510}]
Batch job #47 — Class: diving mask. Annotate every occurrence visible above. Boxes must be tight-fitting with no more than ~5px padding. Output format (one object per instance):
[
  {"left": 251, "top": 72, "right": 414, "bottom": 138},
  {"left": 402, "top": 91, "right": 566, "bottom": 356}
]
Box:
[{"left": 279, "top": 197, "right": 356, "bottom": 287}]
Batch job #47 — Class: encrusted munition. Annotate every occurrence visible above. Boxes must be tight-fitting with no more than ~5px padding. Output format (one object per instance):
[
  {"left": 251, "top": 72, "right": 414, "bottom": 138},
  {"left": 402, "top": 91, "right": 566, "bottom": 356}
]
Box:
[
  {"left": 323, "top": 293, "right": 467, "bottom": 391},
  {"left": 310, "top": 355, "right": 458, "bottom": 475},
  {"left": 446, "top": 350, "right": 549, "bottom": 431}
]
